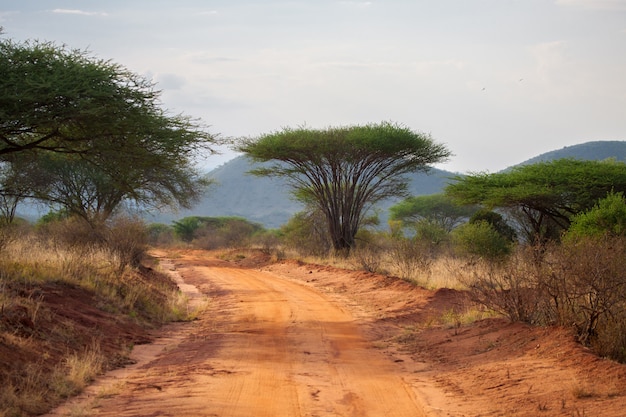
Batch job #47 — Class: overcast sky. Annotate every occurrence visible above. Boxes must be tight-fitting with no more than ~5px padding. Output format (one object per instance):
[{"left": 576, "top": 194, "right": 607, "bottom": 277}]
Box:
[{"left": 2, "top": 1, "right": 625, "bottom": 173}]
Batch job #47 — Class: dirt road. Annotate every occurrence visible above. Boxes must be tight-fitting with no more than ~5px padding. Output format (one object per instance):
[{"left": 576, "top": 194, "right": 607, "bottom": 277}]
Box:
[
  {"left": 48, "top": 252, "right": 431, "bottom": 417},
  {"left": 47, "top": 250, "right": 626, "bottom": 417}
]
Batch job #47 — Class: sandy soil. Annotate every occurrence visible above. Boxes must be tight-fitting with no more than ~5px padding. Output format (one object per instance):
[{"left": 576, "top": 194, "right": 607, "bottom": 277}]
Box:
[{"left": 46, "top": 249, "right": 626, "bottom": 417}]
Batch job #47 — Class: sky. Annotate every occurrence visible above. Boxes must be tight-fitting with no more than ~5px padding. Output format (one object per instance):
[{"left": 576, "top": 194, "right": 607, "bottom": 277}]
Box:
[{"left": 1, "top": 0, "right": 625, "bottom": 174}]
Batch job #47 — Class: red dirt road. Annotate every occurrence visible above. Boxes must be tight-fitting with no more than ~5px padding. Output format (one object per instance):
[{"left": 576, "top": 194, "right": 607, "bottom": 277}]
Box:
[
  {"left": 47, "top": 249, "right": 626, "bottom": 417},
  {"left": 47, "top": 252, "right": 430, "bottom": 416}
]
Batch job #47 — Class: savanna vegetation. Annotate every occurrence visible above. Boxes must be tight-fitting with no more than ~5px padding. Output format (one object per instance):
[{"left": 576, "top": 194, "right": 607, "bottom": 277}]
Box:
[
  {"left": 157, "top": 155, "right": 626, "bottom": 367},
  {"left": 2, "top": 29, "right": 626, "bottom": 416}
]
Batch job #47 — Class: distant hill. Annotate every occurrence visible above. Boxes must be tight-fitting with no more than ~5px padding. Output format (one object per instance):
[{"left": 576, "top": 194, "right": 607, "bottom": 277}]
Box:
[
  {"left": 149, "top": 156, "right": 456, "bottom": 228},
  {"left": 149, "top": 140, "right": 626, "bottom": 228},
  {"left": 31, "top": 140, "right": 620, "bottom": 228},
  {"left": 517, "top": 141, "right": 626, "bottom": 166}
]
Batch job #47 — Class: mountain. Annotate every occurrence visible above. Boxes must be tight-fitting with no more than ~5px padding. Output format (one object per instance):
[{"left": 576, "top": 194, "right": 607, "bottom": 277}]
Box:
[
  {"left": 25, "top": 140, "right": 625, "bottom": 228},
  {"left": 151, "top": 140, "right": 626, "bottom": 228},
  {"left": 517, "top": 141, "right": 626, "bottom": 166},
  {"left": 149, "top": 156, "right": 457, "bottom": 228}
]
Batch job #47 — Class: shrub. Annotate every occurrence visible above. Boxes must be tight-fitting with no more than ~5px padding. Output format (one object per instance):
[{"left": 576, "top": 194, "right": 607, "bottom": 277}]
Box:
[
  {"left": 464, "top": 235, "right": 626, "bottom": 363},
  {"left": 37, "top": 216, "right": 103, "bottom": 249},
  {"left": 281, "top": 210, "right": 331, "bottom": 256},
  {"left": 352, "top": 244, "right": 384, "bottom": 274},
  {"left": 250, "top": 229, "right": 282, "bottom": 255},
  {"left": 564, "top": 191, "right": 626, "bottom": 241},
  {"left": 172, "top": 217, "right": 201, "bottom": 243},
  {"left": 192, "top": 217, "right": 262, "bottom": 250},
  {"left": 452, "top": 221, "right": 513, "bottom": 261},
  {"left": 146, "top": 223, "right": 175, "bottom": 247},
  {"left": 462, "top": 248, "right": 548, "bottom": 324},
  {"left": 542, "top": 236, "right": 626, "bottom": 353},
  {"left": 414, "top": 218, "right": 449, "bottom": 246},
  {"left": 105, "top": 216, "right": 148, "bottom": 274},
  {"left": 388, "top": 237, "right": 434, "bottom": 284},
  {"left": 469, "top": 209, "right": 517, "bottom": 242}
]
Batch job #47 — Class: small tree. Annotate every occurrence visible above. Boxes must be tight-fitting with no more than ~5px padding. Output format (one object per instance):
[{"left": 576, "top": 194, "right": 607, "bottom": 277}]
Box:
[
  {"left": 446, "top": 159, "right": 626, "bottom": 244},
  {"left": 172, "top": 217, "right": 202, "bottom": 243},
  {"left": 389, "top": 193, "right": 478, "bottom": 234},
  {"left": 237, "top": 122, "right": 451, "bottom": 255}
]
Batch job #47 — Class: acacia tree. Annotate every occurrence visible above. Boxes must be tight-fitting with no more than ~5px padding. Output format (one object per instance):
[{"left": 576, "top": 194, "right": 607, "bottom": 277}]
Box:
[
  {"left": 13, "top": 153, "right": 209, "bottom": 227},
  {"left": 0, "top": 39, "right": 215, "bottom": 224},
  {"left": 389, "top": 193, "right": 478, "bottom": 233},
  {"left": 445, "top": 159, "right": 626, "bottom": 243},
  {"left": 237, "top": 122, "right": 451, "bottom": 254}
]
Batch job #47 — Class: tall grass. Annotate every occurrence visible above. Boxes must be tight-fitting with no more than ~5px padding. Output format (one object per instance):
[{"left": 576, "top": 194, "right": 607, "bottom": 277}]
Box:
[{"left": 0, "top": 225, "right": 191, "bottom": 417}]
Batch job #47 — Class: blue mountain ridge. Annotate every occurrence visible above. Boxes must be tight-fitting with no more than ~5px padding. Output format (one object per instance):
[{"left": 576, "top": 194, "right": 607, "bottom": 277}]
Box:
[{"left": 148, "top": 140, "right": 626, "bottom": 228}]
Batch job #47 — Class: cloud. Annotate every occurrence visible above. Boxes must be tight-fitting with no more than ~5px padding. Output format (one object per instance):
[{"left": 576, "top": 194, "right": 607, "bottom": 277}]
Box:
[
  {"left": 51, "top": 9, "right": 108, "bottom": 17},
  {"left": 555, "top": 0, "right": 626, "bottom": 11}
]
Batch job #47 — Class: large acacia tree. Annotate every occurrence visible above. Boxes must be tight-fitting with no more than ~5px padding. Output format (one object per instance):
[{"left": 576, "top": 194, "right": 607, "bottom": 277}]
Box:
[
  {"left": 445, "top": 158, "right": 626, "bottom": 243},
  {"left": 0, "top": 38, "right": 215, "bottom": 223},
  {"left": 237, "top": 122, "right": 451, "bottom": 254}
]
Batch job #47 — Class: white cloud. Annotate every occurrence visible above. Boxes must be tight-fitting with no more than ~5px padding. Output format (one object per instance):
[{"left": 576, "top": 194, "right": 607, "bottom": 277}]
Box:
[
  {"left": 555, "top": 0, "right": 626, "bottom": 11},
  {"left": 51, "top": 9, "right": 108, "bottom": 17}
]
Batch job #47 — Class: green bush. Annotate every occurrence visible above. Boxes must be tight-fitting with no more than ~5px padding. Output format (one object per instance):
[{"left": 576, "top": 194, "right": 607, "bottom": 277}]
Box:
[
  {"left": 172, "top": 217, "right": 201, "bottom": 243},
  {"left": 452, "top": 221, "right": 513, "bottom": 261},
  {"left": 414, "top": 218, "right": 449, "bottom": 245},
  {"left": 565, "top": 191, "right": 626, "bottom": 241},
  {"left": 469, "top": 209, "right": 517, "bottom": 242}
]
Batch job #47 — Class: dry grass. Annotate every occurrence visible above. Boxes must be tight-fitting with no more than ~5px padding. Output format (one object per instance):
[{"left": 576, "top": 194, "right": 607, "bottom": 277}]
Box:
[
  {"left": 571, "top": 383, "right": 599, "bottom": 399},
  {"left": 293, "top": 250, "right": 472, "bottom": 290},
  {"left": 0, "top": 231, "right": 193, "bottom": 417}
]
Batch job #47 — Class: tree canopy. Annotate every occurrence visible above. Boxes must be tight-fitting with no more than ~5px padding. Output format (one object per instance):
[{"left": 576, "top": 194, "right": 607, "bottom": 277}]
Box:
[
  {"left": 389, "top": 193, "right": 477, "bottom": 233},
  {"left": 237, "top": 122, "right": 451, "bottom": 253},
  {"left": 0, "top": 39, "right": 216, "bottom": 224},
  {"left": 445, "top": 159, "right": 626, "bottom": 242}
]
